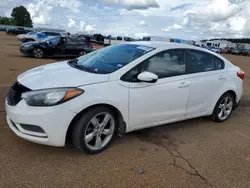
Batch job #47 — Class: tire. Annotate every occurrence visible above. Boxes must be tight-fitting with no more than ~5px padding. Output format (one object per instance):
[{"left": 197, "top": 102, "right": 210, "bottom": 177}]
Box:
[
  {"left": 72, "top": 106, "right": 117, "bottom": 154},
  {"left": 212, "top": 92, "right": 235, "bottom": 122},
  {"left": 32, "top": 48, "right": 44, "bottom": 58}
]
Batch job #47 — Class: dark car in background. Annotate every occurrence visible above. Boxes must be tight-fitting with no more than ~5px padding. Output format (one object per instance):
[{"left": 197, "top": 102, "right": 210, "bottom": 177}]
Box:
[
  {"left": 6, "top": 27, "right": 32, "bottom": 35},
  {"left": 242, "top": 49, "right": 250, "bottom": 56},
  {"left": 20, "top": 36, "right": 95, "bottom": 58}
]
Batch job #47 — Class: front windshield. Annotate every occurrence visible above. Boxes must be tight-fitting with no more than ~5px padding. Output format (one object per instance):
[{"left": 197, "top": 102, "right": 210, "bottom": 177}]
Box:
[{"left": 75, "top": 44, "right": 155, "bottom": 74}]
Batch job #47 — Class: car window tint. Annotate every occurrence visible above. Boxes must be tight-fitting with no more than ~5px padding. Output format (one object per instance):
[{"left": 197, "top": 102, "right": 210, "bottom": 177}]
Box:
[
  {"left": 141, "top": 49, "right": 185, "bottom": 79},
  {"left": 50, "top": 37, "right": 60, "bottom": 45},
  {"left": 186, "top": 50, "right": 224, "bottom": 74}
]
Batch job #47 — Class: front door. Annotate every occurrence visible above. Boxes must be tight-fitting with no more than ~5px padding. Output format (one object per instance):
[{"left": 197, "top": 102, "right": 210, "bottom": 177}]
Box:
[{"left": 127, "top": 49, "right": 191, "bottom": 129}]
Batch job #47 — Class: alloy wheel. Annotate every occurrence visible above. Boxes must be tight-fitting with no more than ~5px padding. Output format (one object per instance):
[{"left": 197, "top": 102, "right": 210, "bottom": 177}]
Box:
[
  {"left": 218, "top": 96, "right": 233, "bottom": 121},
  {"left": 33, "top": 49, "right": 43, "bottom": 58},
  {"left": 84, "top": 112, "right": 115, "bottom": 151}
]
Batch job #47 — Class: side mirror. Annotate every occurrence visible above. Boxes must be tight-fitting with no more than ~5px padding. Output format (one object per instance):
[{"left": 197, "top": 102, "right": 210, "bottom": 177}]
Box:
[{"left": 137, "top": 71, "right": 158, "bottom": 83}]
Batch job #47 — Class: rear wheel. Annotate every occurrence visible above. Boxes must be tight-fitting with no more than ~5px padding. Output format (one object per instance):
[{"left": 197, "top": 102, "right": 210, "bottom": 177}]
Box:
[
  {"left": 72, "top": 107, "right": 116, "bottom": 154},
  {"left": 32, "top": 48, "right": 44, "bottom": 58},
  {"left": 212, "top": 92, "right": 234, "bottom": 122}
]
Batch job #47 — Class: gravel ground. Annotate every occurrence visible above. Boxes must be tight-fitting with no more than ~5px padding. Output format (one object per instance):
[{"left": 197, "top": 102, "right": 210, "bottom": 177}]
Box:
[{"left": 0, "top": 32, "right": 250, "bottom": 188}]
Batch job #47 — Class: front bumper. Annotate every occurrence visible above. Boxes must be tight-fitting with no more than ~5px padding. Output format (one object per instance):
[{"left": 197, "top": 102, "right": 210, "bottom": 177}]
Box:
[
  {"left": 5, "top": 99, "right": 76, "bottom": 147},
  {"left": 20, "top": 47, "right": 32, "bottom": 56}
]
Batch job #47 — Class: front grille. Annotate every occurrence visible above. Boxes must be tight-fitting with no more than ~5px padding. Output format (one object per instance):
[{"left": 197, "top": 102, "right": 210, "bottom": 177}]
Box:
[{"left": 7, "top": 82, "right": 31, "bottom": 106}]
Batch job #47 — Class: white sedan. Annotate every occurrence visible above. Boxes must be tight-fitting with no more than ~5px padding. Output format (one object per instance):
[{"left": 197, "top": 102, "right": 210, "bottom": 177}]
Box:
[{"left": 5, "top": 42, "right": 244, "bottom": 154}]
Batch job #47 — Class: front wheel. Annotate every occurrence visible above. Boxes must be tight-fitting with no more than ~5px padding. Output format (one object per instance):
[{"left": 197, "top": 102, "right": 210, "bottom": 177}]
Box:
[
  {"left": 212, "top": 93, "right": 234, "bottom": 122},
  {"left": 32, "top": 48, "right": 44, "bottom": 58},
  {"left": 72, "top": 107, "right": 116, "bottom": 154}
]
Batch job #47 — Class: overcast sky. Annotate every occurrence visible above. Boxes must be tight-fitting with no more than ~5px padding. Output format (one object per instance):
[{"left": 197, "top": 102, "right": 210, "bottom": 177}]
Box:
[{"left": 0, "top": 0, "right": 250, "bottom": 40}]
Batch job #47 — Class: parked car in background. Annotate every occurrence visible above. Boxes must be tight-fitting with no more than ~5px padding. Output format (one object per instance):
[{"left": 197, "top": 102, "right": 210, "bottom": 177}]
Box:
[
  {"left": 242, "top": 49, "right": 250, "bottom": 56},
  {"left": 6, "top": 27, "right": 32, "bottom": 35},
  {"left": 221, "top": 47, "right": 234, "bottom": 54},
  {"left": 210, "top": 47, "right": 220, "bottom": 53},
  {"left": 7, "top": 42, "right": 243, "bottom": 154},
  {"left": 17, "top": 31, "right": 37, "bottom": 41},
  {"left": 20, "top": 31, "right": 63, "bottom": 43},
  {"left": 20, "top": 36, "right": 94, "bottom": 58},
  {"left": 104, "top": 36, "right": 135, "bottom": 46},
  {"left": 231, "top": 48, "right": 241, "bottom": 55},
  {"left": 142, "top": 36, "right": 170, "bottom": 42}
]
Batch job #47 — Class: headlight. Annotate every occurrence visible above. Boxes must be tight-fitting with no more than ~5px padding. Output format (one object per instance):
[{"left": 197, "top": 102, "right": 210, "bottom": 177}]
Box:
[{"left": 21, "top": 88, "right": 84, "bottom": 106}]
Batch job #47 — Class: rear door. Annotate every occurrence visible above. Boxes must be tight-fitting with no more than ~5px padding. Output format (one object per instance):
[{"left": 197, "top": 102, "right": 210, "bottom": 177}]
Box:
[
  {"left": 64, "top": 38, "right": 80, "bottom": 55},
  {"left": 185, "top": 49, "right": 226, "bottom": 116}
]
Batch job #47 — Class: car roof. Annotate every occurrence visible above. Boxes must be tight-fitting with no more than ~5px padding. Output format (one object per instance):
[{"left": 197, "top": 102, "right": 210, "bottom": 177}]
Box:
[
  {"left": 128, "top": 41, "right": 231, "bottom": 63},
  {"left": 129, "top": 41, "right": 205, "bottom": 50}
]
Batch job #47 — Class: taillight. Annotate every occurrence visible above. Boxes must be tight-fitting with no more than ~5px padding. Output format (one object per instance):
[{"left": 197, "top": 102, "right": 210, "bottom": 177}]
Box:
[{"left": 237, "top": 69, "right": 245, "bottom": 80}]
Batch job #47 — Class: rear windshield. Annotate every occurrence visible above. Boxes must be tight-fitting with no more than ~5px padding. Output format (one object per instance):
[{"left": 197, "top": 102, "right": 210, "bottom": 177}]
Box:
[{"left": 76, "top": 44, "right": 155, "bottom": 74}]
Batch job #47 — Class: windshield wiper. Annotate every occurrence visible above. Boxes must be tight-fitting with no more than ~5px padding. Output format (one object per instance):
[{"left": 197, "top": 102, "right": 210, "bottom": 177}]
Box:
[{"left": 67, "top": 59, "right": 95, "bottom": 73}]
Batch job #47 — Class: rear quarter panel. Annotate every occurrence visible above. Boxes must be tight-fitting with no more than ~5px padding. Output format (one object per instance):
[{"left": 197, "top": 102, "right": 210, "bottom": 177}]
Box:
[{"left": 208, "top": 67, "right": 242, "bottom": 114}]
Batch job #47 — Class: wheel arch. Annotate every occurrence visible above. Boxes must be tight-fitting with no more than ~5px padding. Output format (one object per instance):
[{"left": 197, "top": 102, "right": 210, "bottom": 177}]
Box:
[
  {"left": 65, "top": 103, "right": 127, "bottom": 144},
  {"left": 212, "top": 90, "right": 237, "bottom": 112}
]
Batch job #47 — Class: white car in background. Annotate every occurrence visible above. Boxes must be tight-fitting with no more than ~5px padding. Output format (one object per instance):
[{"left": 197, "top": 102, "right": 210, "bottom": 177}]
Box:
[
  {"left": 5, "top": 42, "right": 244, "bottom": 154},
  {"left": 210, "top": 47, "right": 221, "bottom": 53},
  {"left": 19, "top": 31, "right": 63, "bottom": 43},
  {"left": 17, "top": 31, "right": 37, "bottom": 41}
]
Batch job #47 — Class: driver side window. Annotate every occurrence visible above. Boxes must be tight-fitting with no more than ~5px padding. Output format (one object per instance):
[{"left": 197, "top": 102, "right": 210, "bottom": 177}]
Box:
[
  {"left": 121, "top": 49, "right": 186, "bottom": 82},
  {"left": 143, "top": 49, "right": 185, "bottom": 78},
  {"left": 50, "top": 37, "right": 60, "bottom": 46}
]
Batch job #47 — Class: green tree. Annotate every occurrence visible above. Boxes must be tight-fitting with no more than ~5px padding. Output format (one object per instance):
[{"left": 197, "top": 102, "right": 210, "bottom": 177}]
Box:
[
  {"left": 11, "top": 5, "right": 33, "bottom": 27},
  {"left": 0, "top": 16, "right": 14, "bottom": 25}
]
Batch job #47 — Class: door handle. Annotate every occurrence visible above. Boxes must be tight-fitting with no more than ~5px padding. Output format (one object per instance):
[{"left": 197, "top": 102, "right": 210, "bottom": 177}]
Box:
[
  {"left": 218, "top": 75, "right": 226, "bottom": 80},
  {"left": 178, "top": 82, "right": 189, "bottom": 88}
]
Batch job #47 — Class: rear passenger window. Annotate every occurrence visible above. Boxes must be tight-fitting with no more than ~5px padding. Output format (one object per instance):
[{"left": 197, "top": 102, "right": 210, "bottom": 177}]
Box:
[{"left": 186, "top": 50, "right": 224, "bottom": 74}]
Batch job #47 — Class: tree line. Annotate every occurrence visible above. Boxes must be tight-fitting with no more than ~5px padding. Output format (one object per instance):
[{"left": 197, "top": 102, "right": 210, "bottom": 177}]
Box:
[
  {"left": 0, "top": 6, "right": 33, "bottom": 27},
  {"left": 202, "top": 38, "right": 250, "bottom": 44}
]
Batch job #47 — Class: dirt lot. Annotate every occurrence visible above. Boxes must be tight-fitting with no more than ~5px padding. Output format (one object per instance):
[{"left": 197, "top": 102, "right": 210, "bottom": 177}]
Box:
[{"left": 0, "top": 32, "right": 250, "bottom": 188}]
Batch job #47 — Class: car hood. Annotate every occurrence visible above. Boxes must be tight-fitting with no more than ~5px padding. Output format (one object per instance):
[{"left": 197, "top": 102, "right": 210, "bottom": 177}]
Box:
[
  {"left": 17, "top": 61, "right": 110, "bottom": 90},
  {"left": 17, "top": 34, "right": 26, "bottom": 38},
  {"left": 21, "top": 41, "right": 40, "bottom": 46}
]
